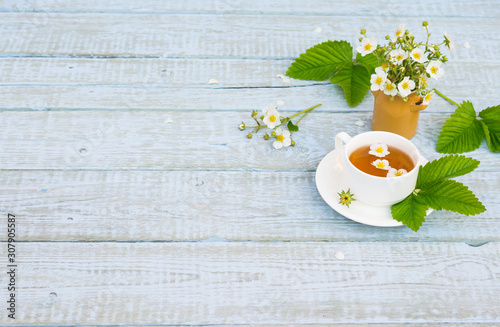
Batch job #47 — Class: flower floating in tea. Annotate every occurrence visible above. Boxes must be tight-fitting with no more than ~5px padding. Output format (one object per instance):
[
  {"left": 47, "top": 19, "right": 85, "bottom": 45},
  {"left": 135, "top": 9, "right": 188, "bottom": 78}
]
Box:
[
  {"left": 338, "top": 189, "right": 356, "bottom": 208},
  {"left": 387, "top": 168, "right": 408, "bottom": 177},
  {"left": 369, "top": 143, "right": 390, "bottom": 157},
  {"left": 371, "top": 159, "right": 391, "bottom": 170}
]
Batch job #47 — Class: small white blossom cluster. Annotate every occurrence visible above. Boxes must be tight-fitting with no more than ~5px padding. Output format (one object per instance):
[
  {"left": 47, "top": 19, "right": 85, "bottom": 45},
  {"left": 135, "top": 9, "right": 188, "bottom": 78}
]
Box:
[
  {"left": 369, "top": 143, "right": 408, "bottom": 177},
  {"left": 357, "top": 22, "right": 453, "bottom": 104},
  {"left": 239, "top": 102, "right": 321, "bottom": 149}
]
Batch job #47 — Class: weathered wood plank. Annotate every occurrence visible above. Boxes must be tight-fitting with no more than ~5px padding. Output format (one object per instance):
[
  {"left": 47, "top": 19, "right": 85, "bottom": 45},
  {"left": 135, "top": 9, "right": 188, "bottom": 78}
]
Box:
[
  {"left": 0, "top": 111, "right": 497, "bottom": 171},
  {"left": 1, "top": 84, "right": 497, "bottom": 113},
  {"left": 0, "top": 58, "right": 497, "bottom": 105},
  {"left": 0, "top": 242, "right": 498, "bottom": 324},
  {"left": 0, "top": 13, "right": 497, "bottom": 62},
  {"left": 1, "top": 0, "right": 498, "bottom": 18},
  {"left": 0, "top": 170, "right": 497, "bottom": 242}
]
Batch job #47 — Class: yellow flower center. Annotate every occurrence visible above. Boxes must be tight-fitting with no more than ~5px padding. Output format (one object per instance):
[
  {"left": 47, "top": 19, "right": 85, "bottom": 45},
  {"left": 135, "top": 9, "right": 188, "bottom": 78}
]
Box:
[
  {"left": 277, "top": 134, "right": 284, "bottom": 142},
  {"left": 402, "top": 82, "right": 409, "bottom": 89},
  {"left": 381, "top": 62, "right": 389, "bottom": 70},
  {"left": 395, "top": 170, "right": 404, "bottom": 176},
  {"left": 364, "top": 43, "right": 372, "bottom": 51},
  {"left": 269, "top": 115, "right": 276, "bottom": 122},
  {"left": 376, "top": 77, "right": 383, "bottom": 85},
  {"left": 343, "top": 195, "right": 349, "bottom": 201},
  {"left": 396, "top": 54, "right": 403, "bottom": 61},
  {"left": 386, "top": 84, "right": 394, "bottom": 91},
  {"left": 376, "top": 162, "right": 385, "bottom": 169},
  {"left": 376, "top": 147, "right": 384, "bottom": 153},
  {"left": 414, "top": 52, "right": 421, "bottom": 59},
  {"left": 431, "top": 66, "right": 438, "bottom": 74},
  {"left": 396, "top": 30, "right": 402, "bottom": 36},
  {"left": 425, "top": 93, "right": 433, "bottom": 101}
]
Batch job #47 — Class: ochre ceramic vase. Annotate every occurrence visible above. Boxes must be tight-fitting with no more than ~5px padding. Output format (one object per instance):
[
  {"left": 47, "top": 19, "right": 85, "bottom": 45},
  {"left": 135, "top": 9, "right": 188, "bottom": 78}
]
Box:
[{"left": 371, "top": 90, "right": 427, "bottom": 139}]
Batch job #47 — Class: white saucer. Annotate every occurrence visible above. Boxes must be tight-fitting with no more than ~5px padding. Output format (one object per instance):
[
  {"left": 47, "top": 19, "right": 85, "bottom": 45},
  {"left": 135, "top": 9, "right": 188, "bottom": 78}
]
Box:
[{"left": 315, "top": 149, "right": 431, "bottom": 227}]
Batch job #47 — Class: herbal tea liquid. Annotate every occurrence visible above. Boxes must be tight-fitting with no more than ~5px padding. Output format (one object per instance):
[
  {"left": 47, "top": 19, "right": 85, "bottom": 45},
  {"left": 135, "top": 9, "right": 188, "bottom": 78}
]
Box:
[{"left": 348, "top": 145, "right": 414, "bottom": 177}]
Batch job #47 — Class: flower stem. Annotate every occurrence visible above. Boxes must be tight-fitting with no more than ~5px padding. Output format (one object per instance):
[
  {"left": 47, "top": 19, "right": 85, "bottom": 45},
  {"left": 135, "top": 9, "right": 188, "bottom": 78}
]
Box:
[
  {"left": 289, "top": 104, "right": 322, "bottom": 123},
  {"left": 433, "top": 88, "right": 459, "bottom": 107}
]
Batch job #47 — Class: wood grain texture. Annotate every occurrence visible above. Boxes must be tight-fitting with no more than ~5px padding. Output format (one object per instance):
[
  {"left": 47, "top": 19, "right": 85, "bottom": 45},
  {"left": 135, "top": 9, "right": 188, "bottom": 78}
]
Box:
[
  {"left": 0, "top": 242, "right": 498, "bottom": 325},
  {"left": 2, "top": 0, "right": 499, "bottom": 17},
  {"left": 0, "top": 111, "right": 497, "bottom": 171},
  {"left": 0, "top": 58, "right": 498, "bottom": 110},
  {"left": 0, "top": 170, "right": 497, "bottom": 242},
  {"left": 0, "top": 13, "right": 498, "bottom": 62}
]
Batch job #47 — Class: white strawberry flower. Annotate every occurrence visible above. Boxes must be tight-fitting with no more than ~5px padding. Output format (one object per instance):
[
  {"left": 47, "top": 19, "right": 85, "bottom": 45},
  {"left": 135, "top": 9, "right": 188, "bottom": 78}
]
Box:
[
  {"left": 422, "top": 90, "right": 434, "bottom": 105},
  {"left": 357, "top": 37, "right": 377, "bottom": 56},
  {"left": 444, "top": 31, "right": 454, "bottom": 50},
  {"left": 371, "top": 159, "right": 391, "bottom": 170},
  {"left": 273, "top": 127, "right": 292, "bottom": 149},
  {"left": 387, "top": 168, "right": 408, "bottom": 177},
  {"left": 419, "top": 75, "right": 428, "bottom": 87},
  {"left": 410, "top": 48, "right": 427, "bottom": 63},
  {"left": 370, "top": 67, "right": 388, "bottom": 92},
  {"left": 369, "top": 143, "right": 390, "bottom": 157},
  {"left": 389, "top": 49, "right": 407, "bottom": 65},
  {"left": 262, "top": 103, "right": 280, "bottom": 129},
  {"left": 391, "top": 24, "right": 406, "bottom": 42},
  {"left": 397, "top": 76, "right": 416, "bottom": 97},
  {"left": 426, "top": 60, "right": 445, "bottom": 80},
  {"left": 383, "top": 80, "right": 398, "bottom": 96}
]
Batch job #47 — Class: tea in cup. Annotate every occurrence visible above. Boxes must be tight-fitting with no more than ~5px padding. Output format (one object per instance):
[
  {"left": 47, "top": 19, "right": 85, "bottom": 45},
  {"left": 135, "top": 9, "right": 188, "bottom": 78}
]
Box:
[{"left": 335, "top": 131, "right": 426, "bottom": 206}]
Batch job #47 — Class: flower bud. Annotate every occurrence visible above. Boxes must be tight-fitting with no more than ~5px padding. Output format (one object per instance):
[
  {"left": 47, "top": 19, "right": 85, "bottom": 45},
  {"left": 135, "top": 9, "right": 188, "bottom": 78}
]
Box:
[
  {"left": 291, "top": 140, "right": 296, "bottom": 147},
  {"left": 264, "top": 134, "right": 270, "bottom": 140},
  {"left": 358, "top": 37, "right": 363, "bottom": 42},
  {"left": 246, "top": 133, "right": 253, "bottom": 139},
  {"left": 260, "top": 115, "right": 265, "bottom": 120},
  {"left": 238, "top": 122, "right": 246, "bottom": 131},
  {"left": 360, "top": 29, "right": 366, "bottom": 35},
  {"left": 251, "top": 110, "right": 258, "bottom": 117},
  {"left": 399, "top": 67, "right": 405, "bottom": 72},
  {"left": 385, "top": 35, "right": 390, "bottom": 40},
  {"left": 270, "top": 131, "right": 276, "bottom": 137},
  {"left": 405, "top": 29, "right": 409, "bottom": 35},
  {"left": 422, "top": 21, "right": 428, "bottom": 27}
]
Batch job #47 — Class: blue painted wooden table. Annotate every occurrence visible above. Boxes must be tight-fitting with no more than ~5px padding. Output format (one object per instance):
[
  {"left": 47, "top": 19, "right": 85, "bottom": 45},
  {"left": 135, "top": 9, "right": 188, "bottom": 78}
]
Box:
[{"left": 0, "top": 0, "right": 499, "bottom": 325}]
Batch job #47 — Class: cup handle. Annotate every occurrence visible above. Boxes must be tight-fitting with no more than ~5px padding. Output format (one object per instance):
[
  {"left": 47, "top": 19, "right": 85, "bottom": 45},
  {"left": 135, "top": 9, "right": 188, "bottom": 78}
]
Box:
[{"left": 335, "top": 132, "right": 352, "bottom": 154}]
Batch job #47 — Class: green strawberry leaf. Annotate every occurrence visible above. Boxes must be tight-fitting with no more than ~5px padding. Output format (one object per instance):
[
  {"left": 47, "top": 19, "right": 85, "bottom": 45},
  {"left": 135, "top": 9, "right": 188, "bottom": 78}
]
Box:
[
  {"left": 416, "top": 154, "right": 480, "bottom": 189},
  {"left": 418, "top": 179, "right": 486, "bottom": 215},
  {"left": 436, "top": 101, "right": 484, "bottom": 153},
  {"left": 329, "top": 62, "right": 371, "bottom": 107},
  {"left": 478, "top": 105, "right": 500, "bottom": 152},
  {"left": 287, "top": 120, "right": 299, "bottom": 132},
  {"left": 355, "top": 52, "right": 378, "bottom": 75},
  {"left": 391, "top": 193, "right": 429, "bottom": 232},
  {"left": 286, "top": 40, "right": 353, "bottom": 81}
]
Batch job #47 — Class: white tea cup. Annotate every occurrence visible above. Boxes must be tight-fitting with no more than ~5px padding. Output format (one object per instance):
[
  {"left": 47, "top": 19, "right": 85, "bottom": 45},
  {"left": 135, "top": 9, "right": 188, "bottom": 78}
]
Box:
[{"left": 335, "top": 131, "right": 426, "bottom": 206}]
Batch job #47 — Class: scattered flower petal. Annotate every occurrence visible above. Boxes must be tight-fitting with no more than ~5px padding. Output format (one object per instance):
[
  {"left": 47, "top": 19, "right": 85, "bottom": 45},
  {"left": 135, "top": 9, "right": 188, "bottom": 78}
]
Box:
[
  {"left": 314, "top": 26, "right": 322, "bottom": 33},
  {"left": 463, "top": 41, "right": 471, "bottom": 49},
  {"left": 273, "top": 127, "right": 292, "bottom": 149},
  {"left": 335, "top": 251, "right": 345, "bottom": 260},
  {"left": 164, "top": 118, "right": 173, "bottom": 123},
  {"left": 276, "top": 100, "right": 285, "bottom": 106},
  {"left": 372, "top": 159, "right": 391, "bottom": 170},
  {"left": 369, "top": 143, "right": 390, "bottom": 157},
  {"left": 387, "top": 168, "right": 408, "bottom": 177},
  {"left": 208, "top": 78, "right": 219, "bottom": 84},
  {"left": 276, "top": 74, "right": 290, "bottom": 83},
  {"left": 354, "top": 120, "right": 365, "bottom": 126}
]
